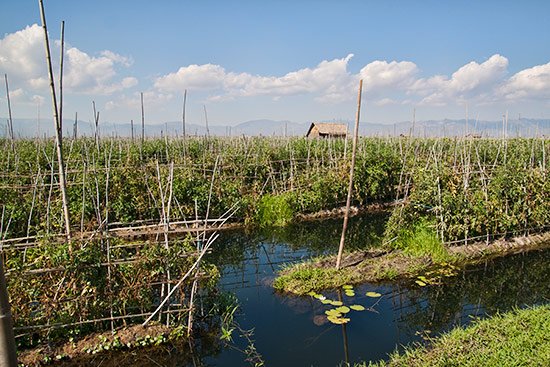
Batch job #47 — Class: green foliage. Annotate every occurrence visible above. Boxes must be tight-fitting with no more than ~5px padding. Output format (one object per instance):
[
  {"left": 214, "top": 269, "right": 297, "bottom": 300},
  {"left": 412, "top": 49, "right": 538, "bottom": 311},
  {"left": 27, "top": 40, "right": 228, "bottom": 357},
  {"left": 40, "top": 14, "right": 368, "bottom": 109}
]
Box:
[
  {"left": 6, "top": 236, "right": 220, "bottom": 349},
  {"left": 255, "top": 193, "right": 295, "bottom": 227},
  {"left": 365, "top": 305, "right": 550, "bottom": 367},
  {"left": 390, "top": 219, "right": 451, "bottom": 263},
  {"left": 273, "top": 261, "right": 358, "bottom": 295}
]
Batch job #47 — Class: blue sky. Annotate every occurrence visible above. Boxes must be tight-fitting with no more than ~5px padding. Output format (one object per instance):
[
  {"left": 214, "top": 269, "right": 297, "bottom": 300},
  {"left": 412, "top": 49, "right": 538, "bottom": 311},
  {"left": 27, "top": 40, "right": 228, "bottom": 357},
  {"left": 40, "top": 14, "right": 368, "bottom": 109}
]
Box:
[{"left": 1, "top": 0, "right": 550, "bottom": 127}]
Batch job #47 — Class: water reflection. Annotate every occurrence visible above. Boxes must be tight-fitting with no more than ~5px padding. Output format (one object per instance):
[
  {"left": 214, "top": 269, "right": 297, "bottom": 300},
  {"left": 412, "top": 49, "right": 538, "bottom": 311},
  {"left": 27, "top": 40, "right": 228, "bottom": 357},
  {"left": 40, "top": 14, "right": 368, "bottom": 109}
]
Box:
[{"left": 58, "top": 212, "right": 549, "bottom": 366}]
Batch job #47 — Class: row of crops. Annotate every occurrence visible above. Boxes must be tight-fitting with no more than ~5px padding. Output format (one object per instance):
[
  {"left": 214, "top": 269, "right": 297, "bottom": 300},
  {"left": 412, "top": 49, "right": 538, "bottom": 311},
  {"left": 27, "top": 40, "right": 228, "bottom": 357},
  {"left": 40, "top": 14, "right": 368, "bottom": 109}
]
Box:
[{"left": 0, "top": 136, "right": 548, "bottom": 243}]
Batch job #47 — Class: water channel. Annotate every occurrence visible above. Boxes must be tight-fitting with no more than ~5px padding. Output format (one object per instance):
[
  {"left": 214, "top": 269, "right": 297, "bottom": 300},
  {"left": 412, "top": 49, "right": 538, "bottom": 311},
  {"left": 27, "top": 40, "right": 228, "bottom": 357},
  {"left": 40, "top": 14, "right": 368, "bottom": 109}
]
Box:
[
  {"left": 204, "top": 212, "right": 549, "bottom": 366},
  {"left": 58, "top": 212, "right": 550, "bottom": 366}
]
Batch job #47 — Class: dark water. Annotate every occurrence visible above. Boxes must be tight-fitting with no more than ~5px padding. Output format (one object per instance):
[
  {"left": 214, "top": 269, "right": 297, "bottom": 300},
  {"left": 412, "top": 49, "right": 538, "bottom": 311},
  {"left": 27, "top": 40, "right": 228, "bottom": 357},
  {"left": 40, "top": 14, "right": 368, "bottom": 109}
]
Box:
[
  {"left": 57, "top": 213, "right": 550, "bottom": 366},
  {"left": 202, "top": 213, "right": 550, "bottom": 366}
]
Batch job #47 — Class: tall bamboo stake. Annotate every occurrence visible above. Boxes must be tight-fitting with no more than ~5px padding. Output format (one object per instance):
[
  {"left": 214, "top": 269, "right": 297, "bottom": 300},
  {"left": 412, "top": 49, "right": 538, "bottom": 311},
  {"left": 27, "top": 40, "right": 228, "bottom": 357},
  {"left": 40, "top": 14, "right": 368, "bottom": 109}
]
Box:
[
  {"left": 203, "top": 105, "right": 210, "bottom": 137},
  {"left": 73, "top": 112, "right": 77, "bottom": 139},
  {"left": 39, "top": 0, "right": 71, "bottom": 242},
  {"left": 0, "top": 256, "right": 17, "bottom": 367},
  {"left": 182, "top": 89, "right": 187, "bottom": 137},
  {"left": 336, "top": 79, "right": 363, "bottom": 270},
  {"left": 93, "top": 101, "right": 100, "bottom": 151},
  {"left": 141, "top": 92, "right": 145, "bottom": 144},
  {"left": 59, "top": 21, "right": 64, "bottom": 136},
  {"left": 3, "top": 74, "right": 14, "bottom": 142}
]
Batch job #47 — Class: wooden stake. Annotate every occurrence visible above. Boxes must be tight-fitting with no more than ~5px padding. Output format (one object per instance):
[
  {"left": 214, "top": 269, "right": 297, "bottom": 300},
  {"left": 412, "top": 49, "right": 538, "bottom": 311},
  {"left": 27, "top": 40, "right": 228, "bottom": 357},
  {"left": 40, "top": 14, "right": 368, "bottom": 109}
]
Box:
[
  {"left": 141, "top": 92, "right": 145, "bottom": 144},
  {"left": 59, "top": 21, "right": 65, "bottom": 136},
  {"left": 203, "top": 105, "right": 210, "bottom": 137},
  {"left": 73, "top": 112, "right": 77, "bottom": 139},
  {"left": 39, "top": 0, "right": 71, "bottom": 242},
  {"left": 0, "top": 256, "right": 17, "bottom": 367},
  {"left": 3, "top": 74, "right": 14, "bottom": 142},
  {"left": 336, "top": 79, "right": 363, "bottom": 270},
  {"left": 182, "top": 89, "right": 187, "bottom": 138}
]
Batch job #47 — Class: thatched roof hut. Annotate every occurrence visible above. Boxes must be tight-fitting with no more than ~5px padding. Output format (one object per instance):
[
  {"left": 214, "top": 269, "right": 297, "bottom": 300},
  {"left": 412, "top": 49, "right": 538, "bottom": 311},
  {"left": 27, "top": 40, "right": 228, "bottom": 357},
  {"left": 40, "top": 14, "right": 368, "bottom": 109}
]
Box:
[{"left": 306, "top": 122, "right": 348, "bottom": 138}]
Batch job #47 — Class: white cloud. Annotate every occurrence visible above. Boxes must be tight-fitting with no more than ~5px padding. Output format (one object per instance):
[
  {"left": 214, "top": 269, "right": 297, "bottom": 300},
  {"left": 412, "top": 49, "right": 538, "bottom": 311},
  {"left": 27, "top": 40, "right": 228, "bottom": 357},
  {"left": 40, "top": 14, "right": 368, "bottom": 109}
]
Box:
[
  {"left": 0, "top": 24, "right": 137, "bottom": 97},
  {"left": 359, "top": 60, "right": 419, "bottom": 91},
  {"left": 412, "top": 54, "right": 509, "bottom": 105},
  {"left": 500, "top": 62, "right": 550, "bottom": 100},
  {"left": 155, "top": 54, "right": 356, "bottom": 102},
  {"left": 154, "top": 64, "right": 226, "bottom": 91}
]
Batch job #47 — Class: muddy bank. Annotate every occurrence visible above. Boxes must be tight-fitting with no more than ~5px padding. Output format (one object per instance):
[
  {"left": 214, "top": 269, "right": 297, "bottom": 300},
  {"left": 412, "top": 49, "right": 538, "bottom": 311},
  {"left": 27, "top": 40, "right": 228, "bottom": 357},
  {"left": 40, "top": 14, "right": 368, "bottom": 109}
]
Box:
[
  {"left": 273, "top": 232, "right": 550, "bottom": 295},
  {"left": 18, "top": 323, "right": 185, "bottom": 366}
]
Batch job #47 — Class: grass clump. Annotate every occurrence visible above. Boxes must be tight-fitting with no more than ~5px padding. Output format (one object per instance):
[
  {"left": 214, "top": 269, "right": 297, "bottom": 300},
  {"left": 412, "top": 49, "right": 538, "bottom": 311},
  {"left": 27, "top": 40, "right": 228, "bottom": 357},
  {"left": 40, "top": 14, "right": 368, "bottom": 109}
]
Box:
[
  {"left": 273, "top": 261, "right": 357, "bottom": 295},
  {"left": 255, "top": 193, "right": 295, "bottom": 227},
  {"left": 364, "top": 305, "right": 550, "bottom": 367},
  {"left": 390, "top": 219, "right": 451, "bottom": 263}
]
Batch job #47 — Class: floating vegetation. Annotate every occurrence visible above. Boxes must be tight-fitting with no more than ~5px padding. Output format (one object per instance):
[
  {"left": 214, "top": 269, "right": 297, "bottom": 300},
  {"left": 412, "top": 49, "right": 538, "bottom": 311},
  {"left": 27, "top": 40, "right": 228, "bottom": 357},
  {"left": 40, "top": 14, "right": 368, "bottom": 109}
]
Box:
[
  {"left": 365, "top": 291, "right": 382, "bottom": 298},
  {"left": 308, "top": 285, "right": 373, "bottom": 325},
  {"left": 414, "top": 263, "right": 459, "bottom": 287},
  {"left": 335, "top": 306, "right": 351, "bottom": 314}
]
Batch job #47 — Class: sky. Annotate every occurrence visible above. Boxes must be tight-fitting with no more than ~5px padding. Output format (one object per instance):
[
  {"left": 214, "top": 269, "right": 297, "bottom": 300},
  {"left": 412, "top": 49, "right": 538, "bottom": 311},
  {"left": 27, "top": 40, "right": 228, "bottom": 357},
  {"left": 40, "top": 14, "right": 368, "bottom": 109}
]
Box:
[{"left": 1, "top": 0, "right": 550, "bottom": 127}]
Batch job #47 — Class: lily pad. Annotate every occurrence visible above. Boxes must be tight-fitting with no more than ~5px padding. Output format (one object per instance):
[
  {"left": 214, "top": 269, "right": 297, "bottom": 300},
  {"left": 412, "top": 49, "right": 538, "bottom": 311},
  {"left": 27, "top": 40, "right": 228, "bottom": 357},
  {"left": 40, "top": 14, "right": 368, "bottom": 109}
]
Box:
[
  {"left": 345, "top": 290, "right": 355, "bottom": 297},
  {"left": 325, "top": 309, "right": 342, "bottom": 317},
  {"left": 330, "top": 300, "right": 343, "bottom": 306},
  {"left": 349, "top": 305, "right": 366, "bottom": 311},
  {"left": 342, "top": 285, "right": 353, "bottom": 290},
  {"left": 365, "top": 291, "right": 382, "bottom": 298},
  {"left": 320, "top": 299, "right": 332, "bottom": 305},
  {"left": 327, "top": 316, "right": 350, "bottom": 324},
  {"left": 314, "top": 294, "right": 327, "bottom": 301},
  {"left": 415, "top": 280, "right": 427, "bottom": 286},
  {"left": 335, "top": 306, "right": 350, "bottom": 314}
]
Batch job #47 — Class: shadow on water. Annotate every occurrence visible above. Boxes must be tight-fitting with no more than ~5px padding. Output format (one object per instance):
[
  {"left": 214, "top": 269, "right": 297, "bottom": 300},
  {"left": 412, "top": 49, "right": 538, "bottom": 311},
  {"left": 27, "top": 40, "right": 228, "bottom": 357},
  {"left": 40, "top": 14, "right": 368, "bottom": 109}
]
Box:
[{"left": 60, "top": 212, "right": 549, "bottom": 366}]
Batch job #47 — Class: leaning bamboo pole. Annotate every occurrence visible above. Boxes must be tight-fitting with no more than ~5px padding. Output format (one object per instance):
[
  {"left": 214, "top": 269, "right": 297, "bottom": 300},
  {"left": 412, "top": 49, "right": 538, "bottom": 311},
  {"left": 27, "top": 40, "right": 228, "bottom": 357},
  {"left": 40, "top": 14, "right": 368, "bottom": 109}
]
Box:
[
  {"left": 3, "top": 74, "right": 14, "bottom": 143},
  {"left": 336, "top": 79, "right": 363, "bottom": 270},
  {"left": 38, "top": 0, "right": 71, "bottom": 242}
]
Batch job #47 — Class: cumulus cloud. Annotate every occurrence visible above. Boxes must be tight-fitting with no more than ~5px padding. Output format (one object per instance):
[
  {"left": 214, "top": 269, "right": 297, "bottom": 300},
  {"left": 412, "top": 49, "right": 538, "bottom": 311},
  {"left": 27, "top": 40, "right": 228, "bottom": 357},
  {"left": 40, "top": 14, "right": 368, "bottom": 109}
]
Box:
[
  {"left": 155, "top": 54, "right": 357, "bottom": 102},
  {"left": 359, "top": 60, "right": 418, "bottom": 91},
  {"left": 500, "top": 62, "right": 550, "bottom": 100},
  {"left": 411, "top": 54, "right": 509, "bottom": 105},
  {"left": 0, "top": 24, "right": 137, "bottom": 97}
]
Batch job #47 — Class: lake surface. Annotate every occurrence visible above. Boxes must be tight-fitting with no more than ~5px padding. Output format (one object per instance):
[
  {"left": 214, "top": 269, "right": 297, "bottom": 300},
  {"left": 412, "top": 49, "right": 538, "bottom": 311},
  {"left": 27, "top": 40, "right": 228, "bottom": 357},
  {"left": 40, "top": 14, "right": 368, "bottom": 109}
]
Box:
[{"left": 202, "top": 213, "right": 550, "bottom": 366}]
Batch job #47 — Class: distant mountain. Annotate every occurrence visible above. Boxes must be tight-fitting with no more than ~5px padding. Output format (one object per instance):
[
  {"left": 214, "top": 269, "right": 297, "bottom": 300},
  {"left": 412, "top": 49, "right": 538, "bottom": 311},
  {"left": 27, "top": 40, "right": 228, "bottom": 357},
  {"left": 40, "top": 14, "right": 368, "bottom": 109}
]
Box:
[{"left": 1, "top": 117, "right": 549, "bottom": 138}]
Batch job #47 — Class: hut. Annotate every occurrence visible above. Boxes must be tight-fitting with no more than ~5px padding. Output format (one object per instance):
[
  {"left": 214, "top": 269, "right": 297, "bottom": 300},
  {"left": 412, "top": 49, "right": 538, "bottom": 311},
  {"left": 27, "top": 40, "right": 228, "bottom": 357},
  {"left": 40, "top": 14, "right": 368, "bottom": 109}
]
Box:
[{"left": 306, "top": 122, "right": 348, "bottom": 138}]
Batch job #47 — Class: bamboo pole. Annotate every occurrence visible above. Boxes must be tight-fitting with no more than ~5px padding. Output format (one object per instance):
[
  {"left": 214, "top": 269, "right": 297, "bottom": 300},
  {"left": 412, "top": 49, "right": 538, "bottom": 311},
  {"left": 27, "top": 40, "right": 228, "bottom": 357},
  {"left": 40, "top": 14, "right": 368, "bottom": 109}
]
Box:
[
  {"left": 38, "top": 0, "right": 71, "bottom": 242},
  {"left": 73, "top": 112, "right": 77, "bottom": 139},
  {"left": 203, "top": 105, "right": 210, "bottom": 137},
  {"left": 182, "top": 89, "right": 187, "bottom": 138},
  {"left": 335, "top": 79, "right": 363, "bottom": 270},
  {"left": 141, "top": 92, "right": 145, "bottom": 144},
  {"left": 59, "top": 21, "right": 64, "bottom": 138},
  {"left": 3, "top": 74, "right": 14, "bottom": 142},
  {"left": 0, "top": 256, "right": 17, "bottom": 366}
]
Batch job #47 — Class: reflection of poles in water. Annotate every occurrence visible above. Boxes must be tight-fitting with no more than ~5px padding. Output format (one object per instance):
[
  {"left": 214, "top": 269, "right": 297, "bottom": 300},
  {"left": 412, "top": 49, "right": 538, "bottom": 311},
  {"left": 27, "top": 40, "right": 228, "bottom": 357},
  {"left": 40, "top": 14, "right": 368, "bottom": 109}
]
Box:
[
  {"left": 261, "top": 243, "right": 276, "bottom": 272},
  {"left": 337, "top": 289, "right": 350, "bottom": 366}
]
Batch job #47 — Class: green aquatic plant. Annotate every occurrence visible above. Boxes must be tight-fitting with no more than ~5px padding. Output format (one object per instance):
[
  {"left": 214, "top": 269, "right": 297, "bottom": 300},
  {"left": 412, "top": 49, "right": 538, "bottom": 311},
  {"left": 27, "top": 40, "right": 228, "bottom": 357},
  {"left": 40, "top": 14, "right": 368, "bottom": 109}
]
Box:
[
  {"left": 309, "top": 285, "right": 372, "bottom": 325},
  {"left": 365, "top": 291, "right": 382, "bottom": 298}
]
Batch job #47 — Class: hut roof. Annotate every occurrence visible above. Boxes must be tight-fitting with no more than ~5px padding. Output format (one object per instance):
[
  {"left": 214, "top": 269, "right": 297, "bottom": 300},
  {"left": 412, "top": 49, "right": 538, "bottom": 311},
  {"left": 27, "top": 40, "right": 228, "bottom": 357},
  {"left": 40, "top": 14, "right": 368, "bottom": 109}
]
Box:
[{"left": 306, "top": 122, "right": 348, "bottom": 137}]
